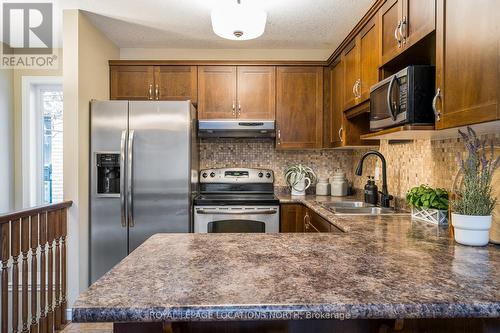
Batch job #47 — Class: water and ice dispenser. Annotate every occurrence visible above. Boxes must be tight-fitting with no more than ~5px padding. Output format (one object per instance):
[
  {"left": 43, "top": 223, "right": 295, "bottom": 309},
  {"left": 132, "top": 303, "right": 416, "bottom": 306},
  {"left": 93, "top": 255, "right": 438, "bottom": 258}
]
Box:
[{"left": 96, "top": 153, "right": 121, "bottom": 196}]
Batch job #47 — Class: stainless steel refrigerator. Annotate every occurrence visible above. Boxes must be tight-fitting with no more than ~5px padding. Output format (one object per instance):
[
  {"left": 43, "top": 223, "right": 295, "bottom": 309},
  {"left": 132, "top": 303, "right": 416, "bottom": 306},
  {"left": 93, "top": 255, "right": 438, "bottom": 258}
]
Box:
[{"left": 90, "top": 100, "right": 198, "bottom": 283}]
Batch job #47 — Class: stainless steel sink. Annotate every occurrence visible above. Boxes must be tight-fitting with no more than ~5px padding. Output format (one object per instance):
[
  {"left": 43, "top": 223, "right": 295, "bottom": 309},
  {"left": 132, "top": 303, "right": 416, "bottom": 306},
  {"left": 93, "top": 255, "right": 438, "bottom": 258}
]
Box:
[
  {"left": 331, "top": 206, "right": 396, "bottom": 215},
  {"left": 323, "top": 201, "right": 374, "bottom": 209}
]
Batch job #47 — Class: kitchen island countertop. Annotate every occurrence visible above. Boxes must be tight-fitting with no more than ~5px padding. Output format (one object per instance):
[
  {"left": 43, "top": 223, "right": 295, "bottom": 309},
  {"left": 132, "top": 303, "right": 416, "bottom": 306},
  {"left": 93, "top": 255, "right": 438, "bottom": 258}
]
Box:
[{"left": 73, "top": 194, "right": 500, "bottom": 322}]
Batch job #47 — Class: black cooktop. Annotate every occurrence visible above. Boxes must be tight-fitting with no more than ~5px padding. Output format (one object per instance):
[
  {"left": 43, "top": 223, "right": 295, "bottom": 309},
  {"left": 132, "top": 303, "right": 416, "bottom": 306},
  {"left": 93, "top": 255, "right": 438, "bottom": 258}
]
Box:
[{"left": 193, "top": 193, "right": 279, "bottom": 206}]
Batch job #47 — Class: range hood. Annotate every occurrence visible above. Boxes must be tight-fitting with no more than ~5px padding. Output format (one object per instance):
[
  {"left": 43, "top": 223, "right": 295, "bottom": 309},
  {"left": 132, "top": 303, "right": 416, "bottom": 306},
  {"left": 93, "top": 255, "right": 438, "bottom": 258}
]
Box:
[{"left": 198, "top": 120, "right": 275, "bottom": 138}]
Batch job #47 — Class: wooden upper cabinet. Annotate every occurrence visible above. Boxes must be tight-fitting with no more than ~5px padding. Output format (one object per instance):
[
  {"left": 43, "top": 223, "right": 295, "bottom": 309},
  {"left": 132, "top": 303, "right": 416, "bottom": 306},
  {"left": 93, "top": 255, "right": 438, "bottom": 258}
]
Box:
[
  {"left": 342, "top": 16, "right": 379, "bottom": 111},
  {"left": 237, "top": 66, "right": 276, "bottom": 120},
  {"left": 154, "top": 66, "right": 197, "bottom": 103},
  {"left": 380, "top": 0, "right": 435, "bottom": 65},
  {"left": 276, "top": 66, "right": 323, "bottom": 149},
  {"left": 380, "top": 0, "right": 403, "bottom": 64},
  {"left": 404, "top": 0, "right": 435, "bottom": 48},
  {"left": 110, "top": 65, "right": 197, "bottom": 101},
  {"left": 342, "top": 40, "right": 360, "bottom": 110},
  {"left": 434, "top": 0, "right": 500, "bottom": 129},
  {"left": 359, "top": 16, "right": 380, "bottom": 101},
  {"left": 327, "top": 59, "right": 344, "bottom": 147},
  {"left": 110, "top": 66, "right": 154, "bottom": 100},
  {"left": 197, "top": 66, "right": 237, "bottom": 119}
]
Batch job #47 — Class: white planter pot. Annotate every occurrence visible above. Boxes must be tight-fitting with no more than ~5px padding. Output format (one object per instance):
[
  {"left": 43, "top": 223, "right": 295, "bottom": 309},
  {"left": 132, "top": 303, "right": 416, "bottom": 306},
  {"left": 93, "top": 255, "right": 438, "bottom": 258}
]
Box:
[
  {"left": 291, "top": 177, "right": 311, "bottom": 196},
  {"left": 451, "top": 213, "right": 492, "bottom": 246}
]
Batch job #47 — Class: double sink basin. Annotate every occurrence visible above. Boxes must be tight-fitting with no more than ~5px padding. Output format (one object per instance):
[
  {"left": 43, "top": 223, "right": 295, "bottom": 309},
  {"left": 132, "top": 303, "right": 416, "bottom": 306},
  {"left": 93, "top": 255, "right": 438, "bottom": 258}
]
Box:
[{"left": 322, "top": 201, "right": 397, "bottom": 215}]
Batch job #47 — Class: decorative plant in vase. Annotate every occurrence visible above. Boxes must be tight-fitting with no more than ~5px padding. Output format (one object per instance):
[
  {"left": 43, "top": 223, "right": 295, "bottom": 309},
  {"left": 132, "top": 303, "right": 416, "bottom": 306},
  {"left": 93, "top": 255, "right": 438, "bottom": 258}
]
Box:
[
  {"left": 406, "top": 185, "right": 449, "bottom": 225},
  {"left": 284, "top": 164, "right": 317, "bottom": 196},
  {"left": 452, "top": 127, "right": 499, "bottom": 246}
]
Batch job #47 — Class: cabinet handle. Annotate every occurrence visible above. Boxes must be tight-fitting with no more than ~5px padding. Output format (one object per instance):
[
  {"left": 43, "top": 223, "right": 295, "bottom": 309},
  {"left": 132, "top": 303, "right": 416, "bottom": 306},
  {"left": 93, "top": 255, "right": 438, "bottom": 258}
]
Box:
[
  {"left": 395, "top": 20, "right": 402, "bottom": 47},
  {"left": 399, "top": 16, "right": 407, "bottom": 45},
  {"left": 232, "top": 101, "right": 236, "bottom": 117},
  {"left": 155, "top": 84, "right": 159, "bottom": 100},
  {"left": 277, "top": 129, "right": 281, "bottom": 145},
  {"left": 352, "top": 81, "right": 357, "bottom": 98},
  {"left": 338, "top": 127, "right": 343, "bottom": 143},
  {"left": 356, "top": 79, "right": 361, "bottom": 98},
  {"left": 432, "top": 88, "right": 442, "bottom": 121},
  {"left": 148, "top": 84, "right": 153, "bottom": 100},
  {"left": 238, "top": 102, "right": 241, "bottom": 118}
]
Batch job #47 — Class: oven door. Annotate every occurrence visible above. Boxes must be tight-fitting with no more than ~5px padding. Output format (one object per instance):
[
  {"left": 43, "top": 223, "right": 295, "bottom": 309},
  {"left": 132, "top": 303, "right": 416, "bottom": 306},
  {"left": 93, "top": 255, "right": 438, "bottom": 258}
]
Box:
[
  {"left": 194, "top": 206, "right": 280, "bottom": 233},
  {"left": 369, "top": 68, "right": 408, "bottom": 131}
]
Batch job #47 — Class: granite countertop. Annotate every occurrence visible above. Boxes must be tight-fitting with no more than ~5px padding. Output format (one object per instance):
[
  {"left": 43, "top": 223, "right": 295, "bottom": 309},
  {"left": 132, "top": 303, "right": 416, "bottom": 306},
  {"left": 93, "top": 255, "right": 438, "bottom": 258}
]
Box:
[{"left": 73, "top": 195, "right": 500, "bottom": 323}]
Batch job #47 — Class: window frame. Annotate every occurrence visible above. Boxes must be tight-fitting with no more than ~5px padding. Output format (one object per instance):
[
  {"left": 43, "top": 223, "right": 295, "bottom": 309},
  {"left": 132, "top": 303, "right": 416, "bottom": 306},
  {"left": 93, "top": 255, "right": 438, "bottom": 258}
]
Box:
[{"left": 21, "top": 76, "right": 63, "bottom": 207}]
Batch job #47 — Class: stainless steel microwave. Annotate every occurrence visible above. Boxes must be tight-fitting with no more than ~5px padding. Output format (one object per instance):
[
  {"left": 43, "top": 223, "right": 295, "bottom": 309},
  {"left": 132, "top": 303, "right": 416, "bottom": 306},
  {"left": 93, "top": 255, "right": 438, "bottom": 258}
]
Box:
[{"left": 369, "top": 65, "right": 435, "bottom": 131}]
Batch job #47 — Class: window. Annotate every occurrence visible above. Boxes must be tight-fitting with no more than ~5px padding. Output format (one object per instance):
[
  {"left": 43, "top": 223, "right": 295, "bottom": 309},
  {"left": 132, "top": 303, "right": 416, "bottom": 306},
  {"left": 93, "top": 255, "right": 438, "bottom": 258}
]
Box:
[
  {"left": 41, "top": 86, "right": 63, "bottom": 203},
  {"left": 22, "top": 77, "right": 63, "bottom": 207}
]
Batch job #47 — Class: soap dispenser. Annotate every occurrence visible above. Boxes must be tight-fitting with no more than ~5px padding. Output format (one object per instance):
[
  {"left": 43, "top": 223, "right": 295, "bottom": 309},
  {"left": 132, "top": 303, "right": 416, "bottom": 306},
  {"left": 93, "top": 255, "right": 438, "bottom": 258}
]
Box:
[{"left": 364, "top": 176, "right": 378, "bottom": 205}]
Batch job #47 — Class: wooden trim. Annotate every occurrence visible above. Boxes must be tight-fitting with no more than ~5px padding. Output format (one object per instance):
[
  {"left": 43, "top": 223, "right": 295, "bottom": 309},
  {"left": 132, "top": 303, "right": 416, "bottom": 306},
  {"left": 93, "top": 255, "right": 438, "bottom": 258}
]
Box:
[
  {"left": 109, "top": 60, "right": 327, "bottom": 67},
  {"left": 0, "top": 201, "right": 73, "bottom": 224},
  {"left": 326, "top": 0, "right": 387, "bottom": 66}
]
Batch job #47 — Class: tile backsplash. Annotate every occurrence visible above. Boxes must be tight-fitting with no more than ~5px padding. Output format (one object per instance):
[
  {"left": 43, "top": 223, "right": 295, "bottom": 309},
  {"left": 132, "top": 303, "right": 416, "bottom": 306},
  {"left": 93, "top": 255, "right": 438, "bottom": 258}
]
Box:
[
  {"left": 200, "top": 138, "right": 354, "bottom": 187},
  {"left": 200, "top": 132, "right": 499, "bottom": 209},
  {"left": 352, "top": 133, "right": 500, "bottom": 209}
]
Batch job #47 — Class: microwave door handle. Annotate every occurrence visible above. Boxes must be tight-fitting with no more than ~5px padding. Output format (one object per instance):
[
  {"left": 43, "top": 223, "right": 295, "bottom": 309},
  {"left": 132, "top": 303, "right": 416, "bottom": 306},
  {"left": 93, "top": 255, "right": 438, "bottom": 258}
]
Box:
[{"left": 386, "top": 75, "right": 398, "bottom": 121}]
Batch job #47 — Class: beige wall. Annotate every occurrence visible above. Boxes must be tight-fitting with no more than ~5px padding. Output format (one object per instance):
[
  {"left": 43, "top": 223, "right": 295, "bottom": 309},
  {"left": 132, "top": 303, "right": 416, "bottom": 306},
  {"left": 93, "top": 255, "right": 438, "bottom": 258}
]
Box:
[
  {"left": 12, "top": 49, "right": 63, "bottom": 209},
  {"left": 0, "top": 68, "right": 14, "bottom": 213},
  {"left": 120, "top": 47, "right": 331, "bottom": 61},
  {"left": 63, "top": 9, "right": 119, "bottom": 307}
]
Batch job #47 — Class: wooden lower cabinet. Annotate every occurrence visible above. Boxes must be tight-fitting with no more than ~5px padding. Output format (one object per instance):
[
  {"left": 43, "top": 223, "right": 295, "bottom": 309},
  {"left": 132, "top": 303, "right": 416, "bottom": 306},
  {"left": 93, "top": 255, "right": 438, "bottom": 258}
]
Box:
[
  {"left": 276, "top": 67, "right": 323, "bottom": 149},
  {"left": 434, "top": 0, "right": 500, "bottom": 129},
  {"left": 280, "top": 204, "right": 304, "bottom": 233},
  {"left": 280, "top": 204, "right": 342, "bottom": 233}
]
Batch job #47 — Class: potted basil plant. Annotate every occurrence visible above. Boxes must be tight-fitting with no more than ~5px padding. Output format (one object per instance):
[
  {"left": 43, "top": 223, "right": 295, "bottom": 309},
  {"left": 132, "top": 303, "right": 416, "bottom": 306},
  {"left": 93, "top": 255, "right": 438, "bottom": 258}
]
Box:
[
  {"left": 452, "top": 127, "right": 499, "bottom": 246},
  {"left": 406, "top": 185, "right": 449, "bottom": 225},
  {"left": 284, "top": 164, "right": 317, "bottom": 196}
]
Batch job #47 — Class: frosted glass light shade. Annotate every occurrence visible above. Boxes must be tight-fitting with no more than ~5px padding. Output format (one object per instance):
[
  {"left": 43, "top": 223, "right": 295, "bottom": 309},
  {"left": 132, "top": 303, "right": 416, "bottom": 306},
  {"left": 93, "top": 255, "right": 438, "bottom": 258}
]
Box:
[{"left": 211, "top": 3, "right": 267, "bottom": 40}]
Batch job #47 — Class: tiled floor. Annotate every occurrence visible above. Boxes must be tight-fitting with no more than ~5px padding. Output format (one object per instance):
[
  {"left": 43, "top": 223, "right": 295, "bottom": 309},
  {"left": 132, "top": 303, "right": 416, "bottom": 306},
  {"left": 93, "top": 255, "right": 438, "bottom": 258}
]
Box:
[{"left": 61, "top": 323, "right": 113, "bottom": 333}]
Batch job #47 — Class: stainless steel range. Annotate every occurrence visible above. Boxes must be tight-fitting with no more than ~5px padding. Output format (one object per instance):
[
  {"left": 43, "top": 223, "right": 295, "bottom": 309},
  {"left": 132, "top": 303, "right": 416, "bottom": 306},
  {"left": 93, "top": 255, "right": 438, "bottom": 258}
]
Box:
[{"left": 194, "top": 168, "right": 280, "bottom": 233}]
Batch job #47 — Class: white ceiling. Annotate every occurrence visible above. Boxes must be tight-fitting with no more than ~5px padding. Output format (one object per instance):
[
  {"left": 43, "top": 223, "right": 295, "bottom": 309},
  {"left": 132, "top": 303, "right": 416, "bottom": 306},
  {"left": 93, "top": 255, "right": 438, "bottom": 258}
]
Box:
[{"left": 59, "top": 0, "right": 374, "bottom": 54}]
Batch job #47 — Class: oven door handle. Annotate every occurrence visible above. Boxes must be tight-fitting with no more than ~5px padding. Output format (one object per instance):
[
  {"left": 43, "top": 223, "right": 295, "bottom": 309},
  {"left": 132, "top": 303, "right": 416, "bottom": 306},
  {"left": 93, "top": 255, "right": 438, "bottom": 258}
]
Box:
[
  {"left": 386, "top": 75, "right": 399, "bottom": 121},
  {"left": 196, "top": 209, "right": 278, "bottom": 215}
]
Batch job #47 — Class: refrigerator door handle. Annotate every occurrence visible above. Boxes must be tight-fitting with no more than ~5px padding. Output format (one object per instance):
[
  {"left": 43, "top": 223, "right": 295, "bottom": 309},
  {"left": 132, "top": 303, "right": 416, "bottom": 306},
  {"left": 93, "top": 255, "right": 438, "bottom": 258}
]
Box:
[
  {"left": 120, "top": 130, "right": 128, "bottom": 227},
  {"left": 127, "top": 130, "right": 135, "bottom": 227}
]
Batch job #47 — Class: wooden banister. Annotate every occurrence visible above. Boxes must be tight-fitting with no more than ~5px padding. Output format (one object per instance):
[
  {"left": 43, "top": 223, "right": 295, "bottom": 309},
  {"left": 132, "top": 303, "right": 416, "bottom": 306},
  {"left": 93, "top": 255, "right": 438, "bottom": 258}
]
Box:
[{"left": 0, "top": 201, "right": 72, "bottom": 333}]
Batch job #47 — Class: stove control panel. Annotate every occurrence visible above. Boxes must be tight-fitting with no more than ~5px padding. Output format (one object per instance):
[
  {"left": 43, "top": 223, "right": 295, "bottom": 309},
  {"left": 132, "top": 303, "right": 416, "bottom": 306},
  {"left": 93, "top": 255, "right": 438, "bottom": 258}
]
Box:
[{"left": 200, "top": 168, "right": 274, "bottom": 183}]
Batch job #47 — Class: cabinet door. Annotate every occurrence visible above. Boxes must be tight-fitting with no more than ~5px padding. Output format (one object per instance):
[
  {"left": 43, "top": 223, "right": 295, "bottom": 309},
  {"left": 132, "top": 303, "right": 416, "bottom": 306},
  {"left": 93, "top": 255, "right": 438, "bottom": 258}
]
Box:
[
  {"left": 380, "top": 0, "right": 404, "bottom": 64},
  {"left": 154, "top": 66, "right": 197, "bottom": 103},
  {"left": 359, "top": 16, "right": 380, "bottom": 101},
  {"left": 342, "top": 40, "right": 360, "bottom": 110},
  {"left": 110, "top": 66, "right": 154, "bottom": 100},
  {"left": 309, "top": 210, "right": 331, "bottom": 232},
  {"left": 280, "top": 204, "right": 303, "bottom": 233},
  {"left": 327, "top": 59, "right": 344, "bottom": 147},
  {"left": 435, "top": 0, "right": 499, "bottom": 129},
  {"left": 237, "top": 66, "right": 276, "bottom": 120},
  {"left": 403, "top": 0, "right": 435, "bottom": 48},
  {"left": 276, "top": 67, "right": 323, "bottom": 149},
  {"left": 198, "top": 66, "right": 237, "bottom": 119}
]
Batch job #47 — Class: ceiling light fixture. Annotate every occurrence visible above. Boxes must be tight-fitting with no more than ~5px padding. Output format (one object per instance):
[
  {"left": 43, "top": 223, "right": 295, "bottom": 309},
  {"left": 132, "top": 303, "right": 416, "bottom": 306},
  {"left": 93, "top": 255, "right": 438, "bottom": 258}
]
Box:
[{"left": 211, "top": 0, "right": 267, "bottom": 41}]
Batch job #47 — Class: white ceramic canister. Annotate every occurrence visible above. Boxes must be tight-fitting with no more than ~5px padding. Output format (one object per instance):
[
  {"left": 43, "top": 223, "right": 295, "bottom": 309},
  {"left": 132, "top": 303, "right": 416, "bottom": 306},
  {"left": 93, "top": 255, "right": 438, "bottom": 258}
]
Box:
[
  {"left": 316, "top": 177, "right": 330, "bottom": 196},
  {"left": 330, "top": 171, "right": 348, "bottom": 197}
]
